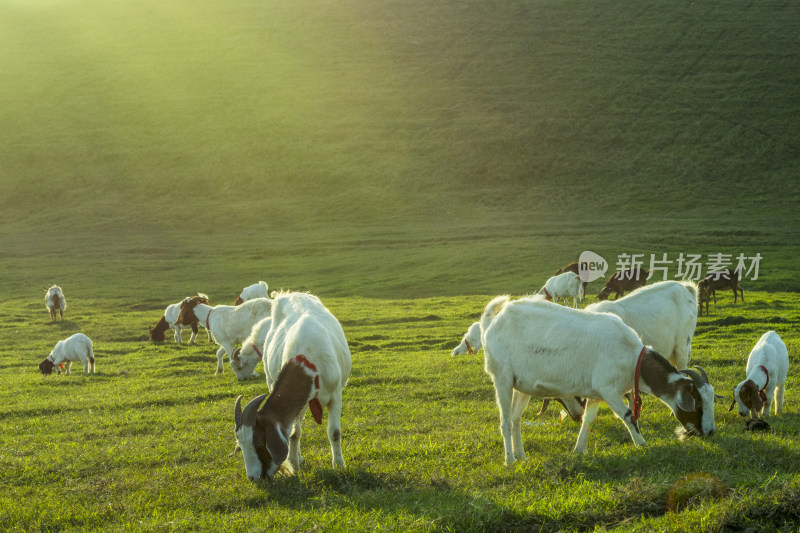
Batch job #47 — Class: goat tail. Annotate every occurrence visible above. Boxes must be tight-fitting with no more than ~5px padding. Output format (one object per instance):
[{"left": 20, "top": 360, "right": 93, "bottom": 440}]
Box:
[{"left": 481, "top": 295, "right": 510, "bottom": 334}]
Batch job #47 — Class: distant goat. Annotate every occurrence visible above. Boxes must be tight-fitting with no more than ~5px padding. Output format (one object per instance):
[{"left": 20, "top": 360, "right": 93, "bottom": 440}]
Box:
[
  {"left": 596, "top": 267, "right": 649, "bottom": 301},
  {"left": 554, "top": 261, "right": 589, "bottom": 298},
  {"left": 452, "top": 322, "right": 482, "bottom": 356},
  {"left": 234, "top": 292, "right": 351, "bottom": 480},
  {"left": 175, "top": 296, "right": 272, "bottom": 375},
  {"left": 149, "top": 294, "right": 213, "bottom": 344},
  {"left": 698, "top": 268, "right": 744, "bottom": 315},
  {"left": 38, "top": 333, "right": 95, "bottom": 375},
  {"left": 481, "top": 295, "right": 716, "bottom": 461},
  {"left": 230, "top": 317, "right": 272, "bottom": 380},
  {"left": 587, "top": 281, "right": 698, "bottom": 370},
  {"left": 730, "top": 331, "right": 788, "bottom": 419},
  {"left": 235, "top": 281, "right": 269, "bottom": 305},
  {"left": 539, "top": 271, "right": 583, "bottom": 307},
  {"left": 43, "top": 285, "right": 66, "bottom": 322}
]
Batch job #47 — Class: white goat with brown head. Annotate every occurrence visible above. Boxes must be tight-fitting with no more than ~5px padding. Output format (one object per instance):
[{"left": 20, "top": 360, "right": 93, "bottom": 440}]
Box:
[
  {"left": 234, "top": 291, "right": 351, "bottom": 481},
  {"left": 38, "top": 333, "right": 95, "bottom": 375},
  {"left": 481, "top": 295, "right": 716, "bottom": 462},
  {"left": 43, "top": 285, "right": 66, "bottom": 322},
  {"left": 730, "top": 331, "right": 789, "bottom": 419}
]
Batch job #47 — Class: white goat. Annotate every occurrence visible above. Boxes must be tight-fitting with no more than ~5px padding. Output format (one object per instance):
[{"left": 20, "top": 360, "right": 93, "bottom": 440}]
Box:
[
  {"left": 230, "top": 317, "right": 272, "bottom": 380},
  {"left": 235, "top": 281, "right": 269, "bottom": 305},
  {"left": 175, "top": 297, "right": 272, "bottom": 375},
  {"left": 731, "top": 331, "right": 789, "bottom": 419},
  {"left": 38, "top": 333, "right": 95, "bottom": 375},
  {"left": 149, "top": 295, "right": 213, "bottom": 344},
  {"left": 43, "top": 285, "right": 66, "bottom": 322},
  {"left": 481, "top": 295, "right": 716, "bottom": 461},
  {"left": 538, "top": 271, "right": 583, "bottom": 307},
  {"left": 234, "top": 292, "right": 351, "bottom": 481},
  {"left": 586, "top": 280, "right": 698, "bottom": 370},
  {"left": 452, "top": 322, "right": 482, "bottom": 356}
]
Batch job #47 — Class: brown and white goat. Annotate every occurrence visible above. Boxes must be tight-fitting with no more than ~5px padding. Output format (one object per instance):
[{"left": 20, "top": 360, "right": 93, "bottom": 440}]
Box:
[
  {"left": 481, "top": 295, "right": 716, "bottom": 461},
  {"left": 234, "top": 355, "right": 322, "bottom": 481},
  {"left": 43, "top": 285, "right": 66, "bottom": 322},
  {"left": 149, "top": 295, "right": 212, "bottom": 344},
  {"left": 698, "top": 268, "right": 744, "bottom": 315},
  {"left": 730, "top": 331, "right": 789, "bottom": 419},
  {"left": 596, "top": 268, "right": 649, "bottom": 301}
]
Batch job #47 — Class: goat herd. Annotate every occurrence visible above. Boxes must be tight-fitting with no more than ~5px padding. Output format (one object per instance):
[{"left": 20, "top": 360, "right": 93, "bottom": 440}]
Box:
[{"left": 37, "top": 265, "right": 789, "bottom": 481}]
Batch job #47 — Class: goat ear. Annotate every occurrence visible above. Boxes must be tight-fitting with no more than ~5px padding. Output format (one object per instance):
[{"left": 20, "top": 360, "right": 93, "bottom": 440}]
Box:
[
  {"left": 728, "top": 399, "right": 737, "bottom": 411},
  {"left": 676, "top": 388, "right": 696, "bottom": 412},
  {"left": 265, "top": 425, "right": 289, "bottom": 469}
]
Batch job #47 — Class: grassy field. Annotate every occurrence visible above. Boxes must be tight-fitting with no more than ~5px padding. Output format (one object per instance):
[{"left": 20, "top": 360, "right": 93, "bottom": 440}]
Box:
[
  {"left": 1, "top": 291, "right": 798, "bottom": 531},
  {"left": 1, "top": 0, "right": 800, "bottom": 530}
]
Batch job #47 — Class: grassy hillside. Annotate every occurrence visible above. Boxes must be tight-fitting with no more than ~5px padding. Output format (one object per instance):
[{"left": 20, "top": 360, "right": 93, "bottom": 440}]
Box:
[{"left": 1, "top": 0, "right": 798, "bottom": 300}]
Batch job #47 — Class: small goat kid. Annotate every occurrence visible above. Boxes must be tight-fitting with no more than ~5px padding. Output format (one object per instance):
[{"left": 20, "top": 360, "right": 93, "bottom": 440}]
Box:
[
  {"left": 38, "top": 333, "right": 95, "bottom": 375},
  {"left": 234, "top": 292, "right": 351, "bottom": 481},
  {"left": 43, "top": 285, "right": 66, "bottom": 322},
  {"left": 452, "top": 321, "right": 482, "bottom": 356},
  {"left": 730, "top": 331, "right": 789, "bottom": 419},
  {"left": 230, "top": 317, "right": 272, "bottom": 380},
  {"left": 149, "top": 294, "right": 213, "bottom": 344},
  {"left": 235, "top": 281, "right": 269, "bottom": 305},
  {"left": 539, "top": 271, "right": 584, "bottom": 308},
  {"left": 586, "top": 280, "right": 698, "bottom": 371},
  {"left": 481, "top": 295, "right": 716, "bottom": 462},
  {"left": 175, "top": 297, "right": 272, "bottom": 375}
]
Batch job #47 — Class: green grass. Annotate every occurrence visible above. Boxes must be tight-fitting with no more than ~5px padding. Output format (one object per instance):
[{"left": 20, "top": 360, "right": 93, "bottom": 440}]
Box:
[
  {"left": 1, "top": 292, "right": 799, "bottom": 531},
  {"left": 1, "top": 0, "right": 800, "bottom": 530}
]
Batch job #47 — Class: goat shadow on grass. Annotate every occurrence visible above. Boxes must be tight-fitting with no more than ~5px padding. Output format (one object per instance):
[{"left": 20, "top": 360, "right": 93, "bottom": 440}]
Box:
[
  {"left": 243, "top": 467, "right": 553, "bottom": 531},
  {"left": 44, "top": 319, "right": 80, "bottom": 330}
]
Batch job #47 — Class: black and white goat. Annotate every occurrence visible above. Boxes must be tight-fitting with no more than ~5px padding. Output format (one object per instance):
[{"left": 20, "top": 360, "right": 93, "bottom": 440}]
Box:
[
  {"left": 43, "top": 285, "right": 66, "bottom": 322},
  {"left": 730, "top": 331, "right": 789, "bottom": 419},
  {"left": 481, "top": 295, "right": 716, "bottom": 461},
  {"left": 234, "top": 292, "right": 351, "bottom": 480},
  {"left": 234, "top": 281, "right": 269, "bottom": 305},
  {"left": 38, "top": 333, "right": 95, "bottom": 375},
  {"left": 174, "top": 297, "right": 271, "bottom": 375},
  {"left": 586, "top": 281, "right": 698, "bottom": 370},
  {"left": 149, "top": 294, "right": 213, "bottom": 344}
]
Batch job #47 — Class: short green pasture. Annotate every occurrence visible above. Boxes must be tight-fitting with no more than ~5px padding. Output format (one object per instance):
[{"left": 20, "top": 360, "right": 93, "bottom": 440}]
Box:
[{"left": 1, "top": 290, "right": 798, "bottom": 532}]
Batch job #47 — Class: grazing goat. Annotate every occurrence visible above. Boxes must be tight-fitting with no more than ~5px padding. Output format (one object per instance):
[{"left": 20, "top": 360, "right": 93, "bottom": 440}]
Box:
[
  {"left": 234, "top": 292, "right": 351, "bottom": 480},
  {"left": 38, "top": 333, "right": 95, "bottom": 375},
  {"left": 698, "top": 268, "right": 744, "bottom": 315},
  {"left": 596, "top": 267, "right": 649, "bottom": 301},
  {"left": 555, "top": 261, "right": 590, "bottom": 298},
  {"left": 586, "top": 281, "right": 698, "bottom": 370},
  {"left": 43, "top": 285, "right": 66, "bottom": 322},
  {"left": 538, "top": 271, "right": 583, "bottom": 308},
  {"left": 481, "top": 295, "right": 716, "bottom": 461},
  {"left": 730, "top": 331, "right": 788, "bottom": 419},
  {"left": 175, "top": 297, "right": 272, "bottom": 375},
  {"left": 149, "top": 294, "right": 213, "bottom": 344},
  {"left": 235, "top": 281, "right": 269, "bottom": 305},
  {"left": 452, "top": 322, "right": 482, "bottom": 356},
  {"left": 230, "top": 317, "right": 272, "bottom": 380}
]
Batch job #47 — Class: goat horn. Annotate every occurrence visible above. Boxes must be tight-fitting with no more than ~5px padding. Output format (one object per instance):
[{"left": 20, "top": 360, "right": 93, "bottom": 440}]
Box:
[
  {"left": 234, "top": 395, "right": 244, "bottom": 431},
  {"left": 693, "top": 365, "right": 710, "bottom": 384},
  {"left": 679, "top": 368, "right": 704, "bottom": 389},
  {"left": 728, "top": 399, "right": 737, "bottom": 412},
  {"left": 241, "top": 394, "right": 267, "bottom": 428}
]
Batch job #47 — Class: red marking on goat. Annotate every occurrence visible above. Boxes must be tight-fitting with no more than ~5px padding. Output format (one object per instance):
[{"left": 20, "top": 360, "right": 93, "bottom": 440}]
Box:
[
  {"left": 294, "top": 355, "right": 323, "bottom": 425},
  {"left": 465, "top": 339, "right": 474, "bottom": 355},
  {"left": 632, "top": 346, "right": 647, "bottom": 421},
  {"left": 758, "top": 365, "right": 769, "bottom": 403},
  {"left": 252, "top": 343, "right": 264, "bottom": 360}
]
